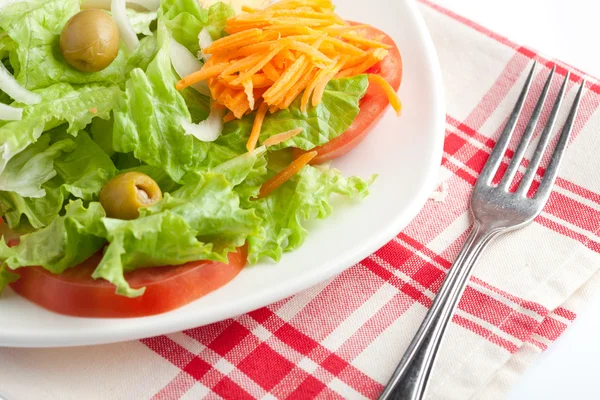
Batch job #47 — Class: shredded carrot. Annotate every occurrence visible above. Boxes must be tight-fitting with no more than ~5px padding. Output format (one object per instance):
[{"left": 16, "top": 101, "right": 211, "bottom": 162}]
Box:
[
  {"left": 222, "top": 73, "right": 273, "bottom": 89},
  {"left": 281, "top": 65, "right": 317, "bottom": 109},
  {"left": 221, "top": 53, "right": 265, "bottom": 77},
  {"left": 271, "top": 9, "right": 341, "bottom": 21},
  {"left": 234, "top": 12, "right": 274, "bottom": 22},
  {"left": 263, "top": 25, "right": 317, "bottom": 36},
  {"left": 247, "top": 102, "right": 269, "bottom": 152},
  {"left": 268, "top": 0, "right": 334, "bottom": 11},
  {"left": 243, "top": 79, "right": 255, "bottom": 110},
  {"left": 263, "top": 127, "right": 304, "bottom": 147},
  {"left": 262, "top": 61, "right": 281, "bottom": 81},
  {"left": 340, "top": 33, "right": 392, "bottom": 49},
  {"left": 271, "top": 17, "right": 334, "bottom": 27},
  {"left": 320, "top": 24, "right": 370, "bottom": 35},
  {"left": 257, "top": 151, "right": 318, "bottom": 198},
  {"left": 230, "top": 38, "right": 293, "bottom": 86},
  {"left": 272, "top": 51, "right": 287, "bottom": 69},
  {"left": 336, "top": 50, "right": 387, "bottom": 78},
  {"left": 241, "top": 5, "right": 259, "bottom": 13},
  {"left": 263, "top": 55, "right": 308, "bottom": 105},
  {"left": 223, "top": 111, "right": 236, "bottom": 123},
  {"left": 177, "top": 0, "right": 398, "bottom": 129},
  {"left": 231, "top": 41, "right": 278, "bottom": 58},
  {"left": 176, "top": 64, "right": 228, "bottom": 90},
  {"left": 89, "top": 107, "right": 97, "bottom": 114},
  {"left": 312, "top": 33, "right": 327, "bottom": 48},
  {"left": 301, "top": 56, "right": 338, "bottom": 112},
  {"left": 368, "top": 74, "right": 402, "bottom": 115},
  {"left": 323, "top": 36, "right": 366, "bottom": 56},
  {"left": 281, "top": 48, "right": 296, "bottom": 62},
  {"left": 312, "top": 56, "right": 346, "bottom": 106},
  {"left": 206, "top": 28, "right": 264, "bottom": 53},
  {"left": 288, "top": 41, "right": 331, "bottom": 63}
]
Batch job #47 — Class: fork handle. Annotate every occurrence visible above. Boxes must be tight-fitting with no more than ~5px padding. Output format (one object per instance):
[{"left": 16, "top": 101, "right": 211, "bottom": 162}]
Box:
[{"left": 379, "top": 221, "right": 503, "bottom": 400}]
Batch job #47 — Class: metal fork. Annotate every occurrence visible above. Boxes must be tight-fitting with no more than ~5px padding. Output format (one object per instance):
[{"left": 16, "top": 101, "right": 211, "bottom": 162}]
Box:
[{"left": 379, "top": 62, "right": 585, "bottom": 400}]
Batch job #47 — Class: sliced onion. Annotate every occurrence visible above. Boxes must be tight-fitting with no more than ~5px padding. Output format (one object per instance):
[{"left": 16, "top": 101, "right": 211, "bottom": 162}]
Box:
[
  {"left": 112, "top": 0, "right": 140, "bottom": 51},
  {"left": 0, "top": 63, "right": 41, "bottom": 105},
  {"left": 181, "top": 103, "right": 225, "bottom": 142},
  {"left": 83, "top": 0, "right": 159, "bottom": 11},
  {"left": 0, "top": 103, "right": 23, "bottom": 121},
  {"left": 170, "top": 38, "right": 210, "bottom": 96},
  {"left": 198, "top": 28, "right": 213, "bottom": 62}
]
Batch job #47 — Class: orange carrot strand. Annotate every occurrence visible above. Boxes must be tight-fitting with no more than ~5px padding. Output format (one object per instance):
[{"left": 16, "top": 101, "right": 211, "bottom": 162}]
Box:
[
  {"left": 262, "top": 127, "right": 304, "bottom": 147},
  {"left": 368, "top": 74, "right": 402, "bottom": 115},
  {"left": 247, "top": 102, "right": 269, "bottom": 152},
  {"left": 257, "top": 151, "right": 317, "bottom": 198}
]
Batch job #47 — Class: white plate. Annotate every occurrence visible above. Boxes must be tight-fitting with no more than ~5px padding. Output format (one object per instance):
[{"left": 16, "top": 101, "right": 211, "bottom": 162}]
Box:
[{"left": 0, "top": 0, "right": 445, "bottom": 348}]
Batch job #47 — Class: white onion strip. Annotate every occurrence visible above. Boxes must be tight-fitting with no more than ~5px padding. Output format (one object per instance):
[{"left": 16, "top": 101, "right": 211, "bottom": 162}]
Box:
[
  {"left": 169, "top": 38, "right": 210, "bottom": 96},
  {"left": 111, "top": 0, "right": 140, "bottom": 51},
  {"left": 181, "top": 103, "right": 224, "bottom": 142},
  {"left": 0, "top": 103, "right": 23, "bottom": 121},
  {"left": 198, "top": 28, "right": 213, "bottom": 61},
  {"left": 0, "top": 63, "right": 41, "bottom": 105}
]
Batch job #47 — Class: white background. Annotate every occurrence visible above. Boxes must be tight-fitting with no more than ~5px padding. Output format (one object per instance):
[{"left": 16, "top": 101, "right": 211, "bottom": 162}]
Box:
[{"left": 435, "top": 1, "right": 600, "bottom": 399}]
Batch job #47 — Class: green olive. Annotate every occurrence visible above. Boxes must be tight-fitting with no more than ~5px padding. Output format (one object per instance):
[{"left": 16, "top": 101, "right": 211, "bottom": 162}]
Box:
[
  {"left": 100, "top": 172, "right": 162, "bottom": 220},
  {"left": 59, "top": 9, "right": 120, "bottom": 72}
]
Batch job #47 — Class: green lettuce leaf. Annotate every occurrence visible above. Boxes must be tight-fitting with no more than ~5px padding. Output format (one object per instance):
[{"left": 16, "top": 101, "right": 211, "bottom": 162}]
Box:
[
  {"left": 93, "top": 171, "right": 260, "bottom": 297},
  {"left": 0, "top": 134, "right": 75, "bottom": 198},
  {"left": 144, "top": 172, "right": 261, "bottom": 251},
  {"left": 0, "top": 91, "right": 9, "bottom": 105},
  {"left": 121, "top": 165, "right": 180, "bottom": 193},
  {"left": 0, "top": 32, "right": 14, "bottom": 61},
  {"left": 0, "top": 177, "right": 65, "bottom": 231},
  {"left": 0, "top": 200, "right": 106, "bottom": 274},
  {"left": 203, "top": 2, "right": 236, "bottom": 40},
  {"left": 127, "top": 9, "right": 157, "bottom": 36},
  {"left": 125, "top": 35, "right": 160, "bottom": 76},
  {"left": 52, "top": 130, "right": 117, "bottom": 200},
  {"left": 89, "top": 114, "right": 115, "bottom": 157},
  {"left": 0, "top": 129, "right": 116, "bottom": 230},
  {"left": 93, "top": 212, "right": 211, "bottom": 297},
  {"left": 0, "top": 263, "right": 19, "bottom": 295},
  {"left": 211, "top": 146, "right": 268, "bottom": 201},
  {"left": 218, "top": 75, "right": 369, "bottom": 153},
  {"left": 0, "top": 0, "right": 129, "bottom": 90},
  {"left": 0, "top": 82, "right": 119, "bottom": 176},
  {"left": 161, "top": 0, "right": 234, "bottom": 53},
  {"left": 113, "top": 25, "right": 237, "bottom": 182},
  {"left": 245, "top": 165, "right": 372, "bottom": 263}
]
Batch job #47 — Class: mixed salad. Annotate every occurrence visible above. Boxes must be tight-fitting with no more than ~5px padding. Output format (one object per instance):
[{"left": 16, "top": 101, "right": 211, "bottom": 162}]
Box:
[{"left": 0, "top": 0, "right": 402, "bottom": 317}]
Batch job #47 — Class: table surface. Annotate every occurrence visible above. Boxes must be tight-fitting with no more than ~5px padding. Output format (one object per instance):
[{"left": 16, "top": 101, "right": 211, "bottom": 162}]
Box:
[{"left": 436, "top": 1, "right": 600, "bottom": 398}]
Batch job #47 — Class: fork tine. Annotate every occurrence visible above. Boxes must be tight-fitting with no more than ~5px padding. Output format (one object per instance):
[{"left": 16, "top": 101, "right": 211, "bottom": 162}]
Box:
[
  {"left": 478, "top": 62, "right": 536, "bottom": 186},
  {"left": 516, "top": 72, "right": 570, "bottom": 196},
  {"left": 500, "top": 66, "right": 555, "bottom": 190},
  {"left": 534, "top": 79, "right": 585, "bottom": 201}
]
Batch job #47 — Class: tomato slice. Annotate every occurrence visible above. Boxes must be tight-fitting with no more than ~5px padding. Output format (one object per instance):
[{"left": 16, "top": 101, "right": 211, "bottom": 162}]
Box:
[
  {"left": 9, "top": 246, "right": 247, "bottom": 318},
  {"left": 293, "top": 23, "right": 403, "bottom": 164}
]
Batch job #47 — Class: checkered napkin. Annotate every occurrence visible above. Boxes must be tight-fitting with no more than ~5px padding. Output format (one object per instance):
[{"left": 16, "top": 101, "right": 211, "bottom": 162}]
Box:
[{"left": 3, "top": 1, "right": 600, "bottom": 399}]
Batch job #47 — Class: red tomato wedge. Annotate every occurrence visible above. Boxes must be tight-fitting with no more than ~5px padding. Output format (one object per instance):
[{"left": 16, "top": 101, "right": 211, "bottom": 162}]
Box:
[
  {"left": 293, "top": 23, "right": 403, "bottom": 164},
  {"left": 9, "top": 246, "right": 247, "bottom": 318}
]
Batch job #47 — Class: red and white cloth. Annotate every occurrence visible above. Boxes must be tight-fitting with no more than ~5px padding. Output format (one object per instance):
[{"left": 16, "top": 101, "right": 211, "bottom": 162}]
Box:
[{"left": 2, "top": 2, "right": 600, "bottom": 399}]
